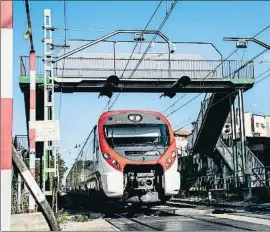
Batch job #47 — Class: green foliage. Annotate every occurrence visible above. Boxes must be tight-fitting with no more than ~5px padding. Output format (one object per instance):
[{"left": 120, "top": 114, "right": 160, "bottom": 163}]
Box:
[
  {"left": 58, "top": 155, "right": 68, "bottom": 185},
  {"left": 49, "top": 153, "right": 68, "bottom": 184},
  {"left": 11, "top": 149, "right": 68, "bottom": 214},
  {"left": 56, "top": 209, "right": 70, "bottom": 224},
  {"left": 71, "top": 215, "right": 89, "bottom": 222}
]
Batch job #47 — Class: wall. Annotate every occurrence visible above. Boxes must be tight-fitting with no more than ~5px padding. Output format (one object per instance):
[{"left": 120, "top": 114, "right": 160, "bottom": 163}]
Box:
[
  {"left": 252, "top": 115, "right": 270, "bottom": 137},
  {"left": 222, "top": 112, "right": 270, "bottom": 138},
  {"left": 175, "top": 136, "right": 188, "bottom": 156}
]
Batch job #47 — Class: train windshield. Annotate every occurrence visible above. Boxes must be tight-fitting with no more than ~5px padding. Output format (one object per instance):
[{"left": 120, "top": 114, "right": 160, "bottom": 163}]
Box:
[{"left": 104, "top": 124, "right": 169, "bottom": 148}]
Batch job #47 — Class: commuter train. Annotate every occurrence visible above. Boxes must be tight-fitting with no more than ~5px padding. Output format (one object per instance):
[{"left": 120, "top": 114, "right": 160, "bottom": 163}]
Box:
[{"left": 66, "top": 110, "right": 180, "bottom": 204}]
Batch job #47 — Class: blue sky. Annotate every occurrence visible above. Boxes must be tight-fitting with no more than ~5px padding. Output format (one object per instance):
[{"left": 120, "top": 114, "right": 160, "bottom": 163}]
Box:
[{"left": 13, "top": 1, "right": 270, "bottom": 168}]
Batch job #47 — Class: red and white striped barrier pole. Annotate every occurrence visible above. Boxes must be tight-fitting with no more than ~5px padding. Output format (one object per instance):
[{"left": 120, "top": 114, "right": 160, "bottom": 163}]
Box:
[
  {"left": 29, "top": 51, "right": 36, "bottom": 213},
  {"left": 1, "top": 0, "right": 13, "bottom": 230}
]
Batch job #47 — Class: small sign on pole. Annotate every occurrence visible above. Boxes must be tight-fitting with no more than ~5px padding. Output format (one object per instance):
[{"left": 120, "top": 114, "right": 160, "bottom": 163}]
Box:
[{"left": 29, "top": 120, "right": 60, "bottom": 141}]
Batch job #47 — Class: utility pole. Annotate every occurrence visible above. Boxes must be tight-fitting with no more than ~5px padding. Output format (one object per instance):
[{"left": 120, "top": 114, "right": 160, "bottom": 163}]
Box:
[
  {"left": 230, "top": 98, "right": 239, "bottom": 187},
  {"left": 223, "top": 36, "right": 270, "bottom": 197},
  {"left": 238, "top": 90, "right": 247, "bottom": 176},
  {"left": 25, "top": 0, "right": 37, "bottom": 213}
]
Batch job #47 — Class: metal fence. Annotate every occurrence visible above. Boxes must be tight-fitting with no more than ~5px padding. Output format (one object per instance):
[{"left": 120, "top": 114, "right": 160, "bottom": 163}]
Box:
[
  {"left": 188, "top": 93, "right": 212, "bottom": 150},
  {"left": 184, "top": 167, "right": 270, "bottom": 191},
  {"left": 20, "top": 55, "right": 254, "bottom": 80}
]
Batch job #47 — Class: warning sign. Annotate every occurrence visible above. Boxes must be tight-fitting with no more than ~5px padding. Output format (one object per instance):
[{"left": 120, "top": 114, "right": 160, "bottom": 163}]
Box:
[{"left": 29, "top": 120, "right": 60, "bottom": 141}]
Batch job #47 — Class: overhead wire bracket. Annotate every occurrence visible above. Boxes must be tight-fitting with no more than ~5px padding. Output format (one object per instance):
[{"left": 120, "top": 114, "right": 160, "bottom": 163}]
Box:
[
  {"left": 99, "top": 75, "right": 120, "bottom": 98},
  {"left": 160, "top": 75, "right": 191, "bottom": 98}
]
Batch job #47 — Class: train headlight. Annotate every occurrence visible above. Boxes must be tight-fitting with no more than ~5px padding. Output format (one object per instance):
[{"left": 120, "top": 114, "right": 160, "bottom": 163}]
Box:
[
  {"left": 172, "top": 151, "right": 176, "bottom": 158},
  {"left": 166, "top": 158, "right": 172, "bottom": 166},
  {"left": 140, "top": 180, "right": 145, "bottom": 186},
  {"left": 112, "top": 160, "right": 120, "bottom": 168},
  {"left": 128, "top": 114, "right": 142, "bottom": 122},
  {"left": 103, "top": 153, "right": 111, "bottom": 159}
]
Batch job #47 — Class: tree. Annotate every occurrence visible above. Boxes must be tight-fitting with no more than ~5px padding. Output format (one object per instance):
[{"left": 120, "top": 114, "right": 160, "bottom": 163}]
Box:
[
  {"left": 58, "top": 154, "right": 68, "bottom": 187},
  {"left": 47, "top": 153, "right": 68, "bottom": 190}
]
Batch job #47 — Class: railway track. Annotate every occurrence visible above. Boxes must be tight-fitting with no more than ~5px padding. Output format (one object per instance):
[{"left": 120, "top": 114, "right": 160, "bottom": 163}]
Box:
[
  {"left": 168, "top": 198, "right": 246, "bottom": 209},
  {"left": 60, "top": 194, "right": 270, "bottom": 231},
  {"left": 105, "top": 204, "right": 270, "bottom": 231},
  {"left": 105, "top": 213, "right": 162, "bottom": 231},
  {"left": 155, "top": 209, "right": 256, "bottom": 231}
]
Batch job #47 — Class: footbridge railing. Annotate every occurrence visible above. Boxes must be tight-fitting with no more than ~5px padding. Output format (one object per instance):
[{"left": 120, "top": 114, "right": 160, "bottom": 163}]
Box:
[{"left": 19, "top": 55, "right": 254, "bottom": 80}]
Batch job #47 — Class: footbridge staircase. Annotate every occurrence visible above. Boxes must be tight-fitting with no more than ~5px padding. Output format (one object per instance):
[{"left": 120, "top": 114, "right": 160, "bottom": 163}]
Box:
[{"left": 187, "top": 91, "right": 266, "bottom": 190}]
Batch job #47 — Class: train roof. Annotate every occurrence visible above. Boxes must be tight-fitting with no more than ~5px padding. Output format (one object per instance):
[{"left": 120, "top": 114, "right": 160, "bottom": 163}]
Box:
[
  {"left": 98, "top": 110, "right": 171, "bottom": 126},
  {"left": 100, "top": 110, "right": 166, "bottom": 117}
]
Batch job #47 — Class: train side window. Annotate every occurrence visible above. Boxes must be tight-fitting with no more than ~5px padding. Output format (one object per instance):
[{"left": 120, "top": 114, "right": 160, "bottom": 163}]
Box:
[
  {"left": 95, "top": 140, "right": 99, "bottom": 162},
  {"left": 93, "top": 126, "right": 99, "bottom": 163},
  {"left": 96, "top": 141, "right": 99, "bottom": 152}
]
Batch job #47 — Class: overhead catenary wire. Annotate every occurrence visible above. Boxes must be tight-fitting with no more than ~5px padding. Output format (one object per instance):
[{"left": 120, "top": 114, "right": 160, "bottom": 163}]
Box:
[
  {"left": 24, "top": 0, "right": 35, "bottom": 52},
  {"left": 166, "top": 94, "right": 201, "bottom": 117},
  {"left": 252, "top": 24, "right": 270, "bottom": 38},
  {"left": 165, "top": 24, "right": 270, "bottom": 119},
  {"left": 119, "top": 0, "right": 163, "bottom": 79},
  {"left": 54, "top": 27, "right": 113, "bottom": 33},
  {"left": 101, "top": 0, "right": 164, "bottom": 112},
  {"left": 164, "top": 48, "right": 239, "bottom": 116},
  {"left": 63, "top": 139, "right": 87, "bottom": 154},
  {"left": 128, "top": 0, "right": 179, "bottom": 80},
  {"left": 108, "top": 0, "right": 179, "bottom": 110},
  {"left": 162, "top": 93, "right": 187, "bottom": 113},
  {"left": 63, "top": 0, "right": 67, "bottom": 46},
  {"left": 176, "top": 121, "right": 194, "bottom": 131},
  {"left": 66, "top": 126, "right": 96, "bottom": 179},
  {"left": 163, "top": 24, "right": 270, "bottom": 116},
  {"left": 161, "top": 44, "right": 248, "bottom": 114},
  {"left": 174, "top": 115, "right": 196, "bottom": 130},
  {"left": 174, "top": 65, "right": 270, "bottom": 131},
  {"left": 206, "top": 63, "right": 270, "bottom": 110},
  {"left": 167, "top": 47, "right": 269, "bottom": 118},
  {"left": 24, "top": 0, "right": 34, "bottom": 52}
]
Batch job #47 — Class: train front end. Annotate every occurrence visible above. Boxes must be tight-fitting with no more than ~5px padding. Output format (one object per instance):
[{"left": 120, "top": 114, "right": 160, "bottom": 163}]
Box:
[{"left": 98, "top": 110, "right": 180, "bottom": 204}]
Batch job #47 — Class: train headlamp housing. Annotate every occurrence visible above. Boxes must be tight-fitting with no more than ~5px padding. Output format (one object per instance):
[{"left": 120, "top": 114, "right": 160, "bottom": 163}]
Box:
[
  {"left": 166, "top": 158, "right": 172, "bottom": 166},
  {"left": 171, "top": 151, "right": 176, "bottom": 158},
  {"left": 103, "top": 153, "right": 111, "bottom": 159},
  {"left": 112, "top": 160, "right": 120, "bottom": 168},
  {"left": 102, "top": 152, "right": 121, "bottom": 170},
  {"left": 128, "top": 114, "right": 142, "bottom": 122}
]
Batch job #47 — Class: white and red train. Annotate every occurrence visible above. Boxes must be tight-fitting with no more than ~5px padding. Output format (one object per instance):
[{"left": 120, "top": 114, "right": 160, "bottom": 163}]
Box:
[{"left": 66, "top": 110, "right": 180, "bottom": 204}]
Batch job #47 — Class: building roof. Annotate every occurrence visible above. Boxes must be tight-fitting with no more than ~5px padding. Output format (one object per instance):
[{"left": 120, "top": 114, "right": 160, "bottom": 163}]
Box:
[{"left": 174, "top": 129, "right": 192, "bottom": 136}]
